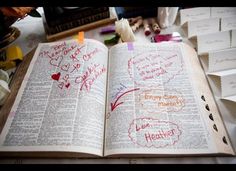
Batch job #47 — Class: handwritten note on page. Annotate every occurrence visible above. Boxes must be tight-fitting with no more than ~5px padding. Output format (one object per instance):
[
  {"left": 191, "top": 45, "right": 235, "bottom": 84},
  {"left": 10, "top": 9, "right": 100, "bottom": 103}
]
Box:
[
  {"left": 0, "top": 39, "right": 108, "bottom": 156},
  {"left": 211, "top": 7, "right": 236, "bottom": 18},
  {"left": 208, "top": 48, "right": 236, "bottom": 72},
  {"left": 197, "top": 30, "right": 231, "bottom": 54},
  {"left": 187, "top": 18, "right": 220, "bottom": 38},
  {"left": 221, "top": 17, "right": 236, "bottom": 31},
  {"left": 105, "top": 42, "right": 216, "bottom": 156},
  {"left": 180, "top": 7, "right": 211, "bottom": 25}
]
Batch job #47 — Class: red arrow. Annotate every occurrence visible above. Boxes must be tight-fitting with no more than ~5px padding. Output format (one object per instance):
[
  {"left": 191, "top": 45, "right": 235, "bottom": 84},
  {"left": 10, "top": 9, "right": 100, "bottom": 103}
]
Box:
[{"left": 111, "top": 88, "right": 140, "bottom": 111}]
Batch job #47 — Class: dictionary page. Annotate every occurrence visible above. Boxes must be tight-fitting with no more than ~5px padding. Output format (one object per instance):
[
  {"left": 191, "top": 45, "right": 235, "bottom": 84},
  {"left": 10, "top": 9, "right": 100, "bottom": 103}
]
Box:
[
  {"left": 0, "top": 39, "right": 108, "bottom": 157},
  {"left": 104, "top": 42, "right": 234, "bottom": 157}
]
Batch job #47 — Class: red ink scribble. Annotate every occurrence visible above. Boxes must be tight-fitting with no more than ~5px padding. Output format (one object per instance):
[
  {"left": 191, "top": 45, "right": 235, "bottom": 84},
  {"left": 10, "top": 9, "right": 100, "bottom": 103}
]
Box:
[
  {"left": 110, "top": 88, "right": 140, "bottom": 111},
  {"left": 70, "top": 45, "right": 85, "bottom": 61},
  {"left": 63, "top": 44, "right": 77, "bottom": 56},
  {"left": 61, "top": 63, "right": 70, "bottom": 71},
  {"left": 39, "top": 51, "right": 50, "bottom": 58},
  {"left": 82, "top": 48, "right": 100, "bottom": 61},
  {"left": 52, "top": 41, "right": 66, "bottom": 51},
  {"left": 63, "top": 74, "right": 69, "bottom": 82},
  {"left": 70, "top": 63, "right": 81, "bottom": 73},
  {"left": 49, "top": 55, "right": 63, "bottom": 67},
  {"left": 51, "top": 72, "right": 61, "bottom": 81},
  {"left": 139, "top": 88, "right": 185, "bottom": 113},
  {"left": 65, "top": 83, "right": 70, "bottom": 88},
  {"left": 75, "top": 65, "right": 106, "bottom": 92},
  {"left": 127, "top": 51, "right": 184, "bottom": 88},
  {"left": 56, "top": 74, "right": 70, "bottom": 89},
  {"left": 58, "top": 82, "right": 64, "bottom": 89},
  {"left": 128, "top": 117, "right": 182, "bottom": 148},
  {"left": 47, "top": 46, "right": 66, "bottom": 59}
]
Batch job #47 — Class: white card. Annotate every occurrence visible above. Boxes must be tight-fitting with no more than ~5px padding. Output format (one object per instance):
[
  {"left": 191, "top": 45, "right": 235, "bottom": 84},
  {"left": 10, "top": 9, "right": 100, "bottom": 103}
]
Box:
[
  {"left": 221, "top": 70, "right": 236, "bottom": 97},
  {"left": 208, "top": 48, "right": 236, "bottom": 72},
  {"left": 232, "top": 30, "right": 236, "bottom": 47},
  {"left": 223, "top": 95, "right": 236, "bottom": 103},
  {"left": 180, "top": 7, "right": 211, "bottom": 25},
  {"left": 188, "top": 18, "right": 220, "bottom": 38},
  {"left": 208, "top": 69, "right": 236, "bottom": 97},
  {"left": 221, "top": 17, "right": 236, "bottom": 31},
  {"left": 197, "top": 31, "right": 231, "bottom": 54},
  {"left": 211, "top": 7, "right": 236, "bottom": 18}
]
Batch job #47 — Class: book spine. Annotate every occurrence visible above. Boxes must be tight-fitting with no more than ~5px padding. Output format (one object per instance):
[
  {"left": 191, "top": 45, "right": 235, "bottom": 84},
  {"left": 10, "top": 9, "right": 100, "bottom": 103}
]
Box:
[
  {"left": 46, "top": 7, "right": 109, "bottom": 27},
  {"left": 46, "top": 11, "right": 110, "bottom": 35}
]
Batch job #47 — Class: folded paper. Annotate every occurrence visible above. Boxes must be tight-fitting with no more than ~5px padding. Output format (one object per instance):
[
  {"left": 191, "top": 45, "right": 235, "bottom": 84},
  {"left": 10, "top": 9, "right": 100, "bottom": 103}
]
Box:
[
  {"left": 197, "top": 31, "right": 231, "bottom": 54},
  {"left": 184, "top": 18, "right": 220, "bottom": 38},
  {"left": 221, "top": 17, "right": 236, "bottom": 31},
  {"left": 200, "top": 48, "right": 236, "bottom": 73},
  {"left": 211, "top": 7, "right": 236, "bottom": 18},
  {"left": 208, "top": 69, "right": 236, "bottom": 97},
  {"left": 180, "top": 7, "right": 211, "bottom": 25}
]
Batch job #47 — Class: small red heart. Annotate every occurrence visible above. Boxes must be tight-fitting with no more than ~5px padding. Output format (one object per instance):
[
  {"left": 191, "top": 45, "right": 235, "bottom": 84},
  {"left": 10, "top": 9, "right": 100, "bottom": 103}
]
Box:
[
  {"left": 51, "top": 72, "right": 61, "bottom": 81},
  {"left": 65, "top": 83, "right": 70, "bottom": 88}
]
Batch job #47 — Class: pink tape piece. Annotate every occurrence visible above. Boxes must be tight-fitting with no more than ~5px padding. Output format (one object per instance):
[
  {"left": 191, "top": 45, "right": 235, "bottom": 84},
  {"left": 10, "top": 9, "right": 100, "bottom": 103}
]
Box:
[{"left": 127, "top": 42, "right": 134, "bottom": 51}]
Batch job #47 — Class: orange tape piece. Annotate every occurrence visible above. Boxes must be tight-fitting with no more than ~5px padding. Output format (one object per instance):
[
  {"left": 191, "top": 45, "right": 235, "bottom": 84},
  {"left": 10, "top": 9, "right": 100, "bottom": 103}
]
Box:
[{"left": 78, "top": 31, "right": 84, "bottom": 44}]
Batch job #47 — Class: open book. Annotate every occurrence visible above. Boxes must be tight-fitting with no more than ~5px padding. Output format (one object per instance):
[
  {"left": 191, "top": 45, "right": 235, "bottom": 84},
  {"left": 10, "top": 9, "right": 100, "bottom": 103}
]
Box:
[{"left": 0, "top": 39, "right": 235, "bottom": 158}]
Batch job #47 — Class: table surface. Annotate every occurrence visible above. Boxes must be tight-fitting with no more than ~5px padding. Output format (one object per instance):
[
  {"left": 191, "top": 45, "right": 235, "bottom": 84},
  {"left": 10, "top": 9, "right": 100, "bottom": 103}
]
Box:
[{"left": 0, "top": 8, "right": 235, "bottom": 164}]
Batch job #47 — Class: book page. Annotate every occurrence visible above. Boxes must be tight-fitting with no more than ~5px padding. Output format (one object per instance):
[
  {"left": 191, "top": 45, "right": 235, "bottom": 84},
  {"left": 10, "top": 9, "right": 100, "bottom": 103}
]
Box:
[
  {"left": 104, "top": 42, "right": 234, "bottom": 156},
  {"left": 0, "top": 39, "right": 108, "bottom": 157}
]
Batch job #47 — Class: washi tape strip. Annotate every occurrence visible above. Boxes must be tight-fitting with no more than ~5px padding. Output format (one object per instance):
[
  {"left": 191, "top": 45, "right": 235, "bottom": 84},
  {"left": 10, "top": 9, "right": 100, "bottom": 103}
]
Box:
[
  {"left": 78, "top": 31, "right": 84, "bottom": 44},
  {"left": 127, "top": 42, "right": 134, "bottom": 51}
]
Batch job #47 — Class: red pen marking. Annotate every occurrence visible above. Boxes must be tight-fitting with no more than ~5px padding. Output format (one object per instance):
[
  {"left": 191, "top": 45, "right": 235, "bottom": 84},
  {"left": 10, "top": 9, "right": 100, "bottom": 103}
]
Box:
[
  {"left": 111, "top": 88, "right": 140, "bottom": 111},
  {"left": 65, "top": 83, "right": 70, "bottom": 88},
  {"left": 51, "top": 72, "right": 61, "bottom": 81},
  {"left": 61, "top": 63, "right": 70, "bottom": 71}
]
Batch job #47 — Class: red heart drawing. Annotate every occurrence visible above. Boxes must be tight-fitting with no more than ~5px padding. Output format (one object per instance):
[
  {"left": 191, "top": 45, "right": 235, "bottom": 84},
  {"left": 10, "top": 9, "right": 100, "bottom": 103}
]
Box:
[
  {"left": 51, "top": 72, "right": 61, "bottom": 81},
  {"left": 65, "top": 83, "right": 70, "bottom": 88},
  {"left": 50, "top": 55, "right": 63, "bottom": 67},
  {"left": 61, "top": 63, "right": 70, "bottom": 71}
]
